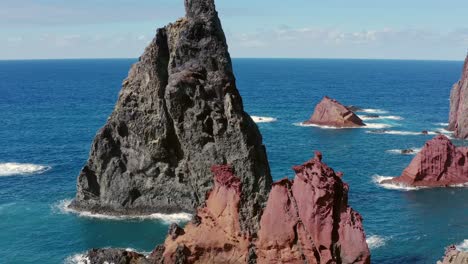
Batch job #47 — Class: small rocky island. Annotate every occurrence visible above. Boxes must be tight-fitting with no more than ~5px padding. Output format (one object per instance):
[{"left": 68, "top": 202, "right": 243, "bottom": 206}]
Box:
[
  {"left": 381, "top": 135, "right": 468, "bottom": 187},
  {"left": 84, "top": 152, "right": 371, "bottom": 263},
  {"left": 448, "top": 54, "right": 468, "bottom": 139},
  {"left": 304, "top": 96, "right": 365, "bottom": 128},
  {"left": 69, "top": 0, "right": 272, "bottom": 233}
]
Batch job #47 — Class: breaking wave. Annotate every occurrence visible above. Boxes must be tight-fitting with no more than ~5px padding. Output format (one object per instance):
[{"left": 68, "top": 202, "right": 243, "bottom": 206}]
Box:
[
  {"left": 358, "top": 115, "right": 403, "bottom": 121},
  {"left": 386, "top": 148, "right": 422, "bottom": 155},
  {"left": 64, "top": 253, "right": 89, "bottom": 264},
  {"left": 372, "top": 175, "right": 421, "bottom": 191},
  {"left": 455, "top": 239, "right": 468, "bottom": 252},
  {"left": 434, "top": 122, "right": 449, "bottom": 127},
  {"left": 366, "top": 235, "right": 387, "bottom": 250},
  {"left": 0, "top": 162, "right": 51, "bottom": 177},
  {"left": 53, "top": 199, "right": 192, "bottom": 224},
  {"left": 358, "top": 108, "right": 388, "bottom": 114},
  {"left": 366, "top": 130, "right": 437, "bottom": 136},
  {"left": 251, "top": 116, "right": 277, "bottom": 123},
  {"left": 294, "top": 122, "right": 392, "bottom": 129}
]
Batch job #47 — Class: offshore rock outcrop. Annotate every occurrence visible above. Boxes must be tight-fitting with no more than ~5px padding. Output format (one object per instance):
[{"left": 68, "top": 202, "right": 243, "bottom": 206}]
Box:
[
  {"left": 437, "top": 245, "right": 468, "bottom": 264},
  {"left": 304, "top": 97, "right": 365, "bottom": 128},
  {"left": 381, "top": 135, "right": 468, "bottom": 187},
  {"left": 448, "top": 54, "right": 468, "bottom": 139},
  {"left": 70, "top": 0, "right": 272, "bottom": 233},
  {"left": 153, "top": 152, "right": 370, "bottom": 264}
]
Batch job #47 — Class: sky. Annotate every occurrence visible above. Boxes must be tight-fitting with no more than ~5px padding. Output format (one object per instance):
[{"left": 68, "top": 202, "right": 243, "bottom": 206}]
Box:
[{"left": 2, "top": 0, "right": 468, "bottom": 60}]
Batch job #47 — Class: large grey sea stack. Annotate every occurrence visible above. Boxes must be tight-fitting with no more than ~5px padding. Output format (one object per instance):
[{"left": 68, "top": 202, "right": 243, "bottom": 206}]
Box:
[
  {"left": 448, "top": 54, "right": 468, "bottom": 139},
  {"left": 70, "top": 0, "right": 272, "bottom": 233}
]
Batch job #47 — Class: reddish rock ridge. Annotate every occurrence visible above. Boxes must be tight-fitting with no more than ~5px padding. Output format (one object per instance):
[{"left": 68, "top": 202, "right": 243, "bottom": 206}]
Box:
[
  {"left": 304, "top": 96, "right": 365, "bottom": 128},
  {"left": 448, "top": 54, "right": 468, "bottom": 139},
  {"left": 381, "top": 135, "right": 468, "bottom": 187},
  {"left": 437, "top": 245, "right": 468, "bottom": 264},
  {"left": 156, "top": 152, "right": 370, "bottom": 264}
]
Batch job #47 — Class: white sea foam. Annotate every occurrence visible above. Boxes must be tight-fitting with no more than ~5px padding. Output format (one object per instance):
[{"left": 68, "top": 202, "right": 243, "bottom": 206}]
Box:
[
  {"left": 366, "top": 235, "right": 387, "bottom": 250},
  {"left": 455, "top": 239, "right": 468, "bottom": 252},
  {"left": 372, "top": 175, "right": 468, "bottom": 191},
  {"left": 366, "top": 130, "right": 437, "bottom": 136},
  {"left": 435, "top": 128, "right": 454, "bottom": 135},
  {"left": 64, "top": 253, "right": 89, "bottom": 264},
  {"left": 358, "top": 108, "right": 388, "bottom": 114},
  {"left": 434, "top": 122, "right": 449, "bottom": 127},
  {"left": 372, "top": 175, "right": 421, "bottom": 191},
  {"left": 294, "top": 122, "right": 391, "bottom": 129},
  {"left": 358, "top": 115, "right": 404, "bottom": 121},
  {"left": 0, "top": 162, "right": 51, "bottom": 177},
  {"left": 386, "top": 148, "right": 422, "bottom": 155},
  {"left": 54, "top": 199, "right": 192, "bottom": 224},
  {"left": 251, "top": 116, "right": 277, "bottom": 123}
]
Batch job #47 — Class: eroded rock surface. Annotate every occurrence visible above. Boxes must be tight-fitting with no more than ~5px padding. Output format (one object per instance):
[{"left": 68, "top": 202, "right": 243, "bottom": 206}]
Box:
[
  {"left": 70, "top": 0, "right": 272, "bottom": 233},
  {"left": 304, "top": 97, "right": 365, "bottom": 128},
  {"left": 157, "top": 152, "right": 370, "bottom": 264},
  {"left": 381, "top": 135, "right": 468, "bottom": 187},
  {"left": 449, "top": 54, "right": 468, "bottom": 139}
]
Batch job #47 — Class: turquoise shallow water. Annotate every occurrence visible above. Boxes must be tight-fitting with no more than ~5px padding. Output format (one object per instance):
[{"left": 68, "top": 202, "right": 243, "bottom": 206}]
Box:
[{"left": 0, "top": 58, "right": 467, "bottom": 263}]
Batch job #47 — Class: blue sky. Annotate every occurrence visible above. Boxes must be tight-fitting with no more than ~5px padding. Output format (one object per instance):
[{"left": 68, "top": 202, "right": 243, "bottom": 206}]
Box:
[{"left": 2, "top": 0, "right": 468, "bottom": 60}]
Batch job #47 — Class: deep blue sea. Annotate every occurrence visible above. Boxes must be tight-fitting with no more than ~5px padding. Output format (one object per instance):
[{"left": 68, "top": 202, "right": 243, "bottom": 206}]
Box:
[{"left": 0, "top": 58, "right": 467, "bottom": 264}]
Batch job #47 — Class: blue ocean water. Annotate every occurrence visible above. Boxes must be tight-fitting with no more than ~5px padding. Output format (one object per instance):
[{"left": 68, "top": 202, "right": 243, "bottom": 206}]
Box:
[{"left": 0, "top": 58, "right": 467, "bottom": 263}]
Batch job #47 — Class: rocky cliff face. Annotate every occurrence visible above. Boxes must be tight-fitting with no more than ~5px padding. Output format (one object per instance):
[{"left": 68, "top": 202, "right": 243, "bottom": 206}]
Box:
[
  {"left": 70, "top": 0, "right": 272, "bottom": 233},
  {"left": 437, "top": 245, "right": 468, "bottom": 264},
  {"left": 381, "top": 135, "right": 468, "bottom": 187},
  {"left": 304, "top": 96, "right": 365, "bottom": 128},
  {"left": 448, "top": 55, "right": 468, "bottom": 139},
  {"left": 150, "top": 152, "right": 370, "bottom": 264}
]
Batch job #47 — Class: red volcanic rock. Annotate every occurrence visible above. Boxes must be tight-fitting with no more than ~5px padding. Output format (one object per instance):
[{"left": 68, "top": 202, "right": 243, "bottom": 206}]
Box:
[
  {"left": 159, "top": 153, "right": 371, "bottom": 264},
  {"left": 161, "top": 165, "right": 250, "bottom": 263},
  {"left": 304, "top": 96, "right": 365, "bottom": 128},
  {"left": 448, "top": 54, "right": 468, "bottom": 139},
  {"left": 381, "top": 135, "right": 468, "bottom": 187}
]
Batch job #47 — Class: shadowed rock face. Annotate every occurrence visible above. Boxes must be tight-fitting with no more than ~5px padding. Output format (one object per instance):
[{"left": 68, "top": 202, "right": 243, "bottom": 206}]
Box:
[
  {"left": 154, "top": 152, "right": 370, "bottom": 264},
  {"left": 381, "top": 135, "right": 468, "bottom": 187},
  {"left": 70, "top": 0, "right": 272, "bottom": 233},
  {"left": 449, "top": 55, "right": 468, "bottom": 139},
  {"left": 304, "top": 96, "right": 365, "bottom": 128},
  {"left": 437, "top": 245, "right": 468, "bottom": 264}
]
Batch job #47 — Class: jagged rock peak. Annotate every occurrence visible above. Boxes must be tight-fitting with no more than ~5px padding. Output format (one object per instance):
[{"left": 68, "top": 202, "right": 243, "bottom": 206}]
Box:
[
  {"left": 185, "top": 0, "right": 217, "bottom": 18},
  {"left": 70, "top": 0, "right": 272, "bottom": 234},
  {"left": 152, "top": 152, "right": 370, "bottom": 264}
]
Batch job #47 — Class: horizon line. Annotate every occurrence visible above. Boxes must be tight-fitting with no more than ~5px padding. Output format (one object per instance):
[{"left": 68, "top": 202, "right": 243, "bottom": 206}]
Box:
[{"left": 0, "top": 57, "right": 463, "bottom": 62}]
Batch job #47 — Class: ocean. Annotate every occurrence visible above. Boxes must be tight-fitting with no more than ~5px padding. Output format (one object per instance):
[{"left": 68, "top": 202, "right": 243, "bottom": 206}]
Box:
[{"left": 0, "top": 58, "right": 467, "bottom": 263}]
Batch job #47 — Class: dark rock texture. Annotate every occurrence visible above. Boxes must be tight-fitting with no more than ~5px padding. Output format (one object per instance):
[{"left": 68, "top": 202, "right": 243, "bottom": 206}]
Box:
[
  {"left": 304, "top": 96, "right": 365, "bottom": 128},
  {"left": 437, "top": 245, "right": 468, "bottom": 264},
  {"left": 381, "top": 135, "right": 468, "bottom": 187},
  {"left": 86, "top": 249, "right": 150, "bottom": 264},
  {"left": 70, "top": 0, "right": 272, "bottom": 233},
  {"left": 157, "top": 152, "right": 370, "bottom": 264},
  {"left": 449, "top": 54, "right": 468, "bottom": 139}
]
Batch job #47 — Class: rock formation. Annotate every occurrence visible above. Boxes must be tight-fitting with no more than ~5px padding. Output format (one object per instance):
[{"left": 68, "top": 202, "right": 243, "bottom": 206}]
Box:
[
  {"left": 381, "top": 135, "right": 468, "bottom": 187},
  {"left": 304, "top": 97, "right": 365, "bottom": 128},
  {"left": 146, "top": 152, "right": 370, "bottom": 264},
  {"left": 437, "top": 245, "right": 468, "bottom": 264},
  {"left": 70, "top": 0, "right": 272, "bottom": 233},
  {"left": 448, "top": 54, "right": 468, "bottom": 139}
]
